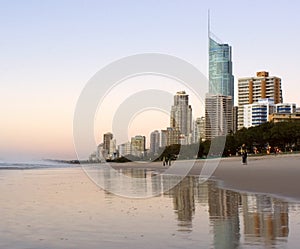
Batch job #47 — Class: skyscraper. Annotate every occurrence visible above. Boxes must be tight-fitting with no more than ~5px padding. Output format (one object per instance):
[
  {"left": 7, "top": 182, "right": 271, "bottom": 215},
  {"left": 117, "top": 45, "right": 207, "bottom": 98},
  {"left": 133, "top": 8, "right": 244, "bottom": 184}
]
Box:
[
  {"left": 161, "top": 127, "right": 180, "bottom": 146},
  {"left": 232, "top": 106, "right": 238, "bottom": 134},
  {"left": 205, "top": 94, "right": 232, "bottom": 140},
  {"left": 238, "top": 71, "right": 283, "bottom": 130},
  {"left": 160, "top": 129, "right": 168, "bottom": 147},
  {"left": 170, "top": 91, "right": 192, "bottom": 142},
  {"left": 131, "top": 135, "right": 146, "bottom": 157},
  {"left": 150, "top": 130, "right": 160, "bottom": 155},
  {"left": 118, "top": 142, "right": 132, "bottom": 157},
  {"left": 193, "top": 117, "right": 206, "bottom": 143},
  {"left": 209, "top": 34, "right": 234, "bottom": 100},
  {"left": 103, "top": 132, "right": 113, "bottom": 158},
  {"left": 205, "top": 18, "right": 234, "bottom": 140}
]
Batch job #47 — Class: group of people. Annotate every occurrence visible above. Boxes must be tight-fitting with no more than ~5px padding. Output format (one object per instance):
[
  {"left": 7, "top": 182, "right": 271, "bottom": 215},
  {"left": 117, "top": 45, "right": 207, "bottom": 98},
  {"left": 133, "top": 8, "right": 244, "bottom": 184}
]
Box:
[
  {"left": 161, "top": 146, "right": 249, "bottom": 166},
  {"left": 162, "top": 155, "right": 172, "bottom": 166}
]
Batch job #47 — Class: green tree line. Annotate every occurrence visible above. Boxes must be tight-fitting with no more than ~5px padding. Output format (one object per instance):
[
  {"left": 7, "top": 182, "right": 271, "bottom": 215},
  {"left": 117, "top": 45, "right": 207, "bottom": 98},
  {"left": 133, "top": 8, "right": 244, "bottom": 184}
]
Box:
[{"left": 157, "top": 121, "right": 300, "bottom": 160}]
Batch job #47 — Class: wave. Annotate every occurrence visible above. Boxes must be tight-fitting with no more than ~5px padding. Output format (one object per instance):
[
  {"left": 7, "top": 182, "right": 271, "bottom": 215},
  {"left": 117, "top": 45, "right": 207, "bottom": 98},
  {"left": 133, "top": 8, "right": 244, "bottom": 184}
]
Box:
[{"left": 0, "top": 160, "right": 80, "bottom": 170}]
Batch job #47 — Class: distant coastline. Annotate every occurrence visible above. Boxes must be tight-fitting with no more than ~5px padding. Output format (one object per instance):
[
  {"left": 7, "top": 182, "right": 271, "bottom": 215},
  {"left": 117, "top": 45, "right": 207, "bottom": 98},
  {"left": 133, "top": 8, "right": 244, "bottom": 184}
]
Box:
[{"left": 43, "top": 159, "right": 86, "bottom": 164}]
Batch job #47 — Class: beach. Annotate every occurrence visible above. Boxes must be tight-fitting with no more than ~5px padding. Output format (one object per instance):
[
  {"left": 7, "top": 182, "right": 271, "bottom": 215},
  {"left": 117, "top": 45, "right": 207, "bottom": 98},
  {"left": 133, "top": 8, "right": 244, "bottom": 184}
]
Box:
[
  {"left": 1, "top": 154, "right": 300, "bottom": 249},
  {"left": 110, "top": 153, "right": 300, "bottom": 201}
]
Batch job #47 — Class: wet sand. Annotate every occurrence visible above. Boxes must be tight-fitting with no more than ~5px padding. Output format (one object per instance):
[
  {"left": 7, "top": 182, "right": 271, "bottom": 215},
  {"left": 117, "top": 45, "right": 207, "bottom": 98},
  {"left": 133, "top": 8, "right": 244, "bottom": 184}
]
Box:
[
  {"left": 0, "top": 168, "right": 180, "bottom": 249},
  {"left": 206, "top": 154, "right": 300, "bottom": 201},
  {"left": 110, "top": 153, "right": 300, "bottom": 201},
  {"left": 1, "top": 155, "right": 300, "bottom": 248}
]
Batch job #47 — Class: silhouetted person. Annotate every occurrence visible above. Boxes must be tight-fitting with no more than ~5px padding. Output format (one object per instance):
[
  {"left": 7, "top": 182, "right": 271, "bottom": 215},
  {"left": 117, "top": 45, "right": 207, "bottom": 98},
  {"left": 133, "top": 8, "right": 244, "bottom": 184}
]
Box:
[{"left": 241, "top": 144, "right": 247, "bottom": 165}]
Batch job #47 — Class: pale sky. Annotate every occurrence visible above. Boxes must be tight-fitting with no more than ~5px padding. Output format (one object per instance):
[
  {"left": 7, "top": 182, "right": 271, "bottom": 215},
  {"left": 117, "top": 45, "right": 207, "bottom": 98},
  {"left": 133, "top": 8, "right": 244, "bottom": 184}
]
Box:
[{"left": 1, "top": 0, "right": 300, "bottom": 160}]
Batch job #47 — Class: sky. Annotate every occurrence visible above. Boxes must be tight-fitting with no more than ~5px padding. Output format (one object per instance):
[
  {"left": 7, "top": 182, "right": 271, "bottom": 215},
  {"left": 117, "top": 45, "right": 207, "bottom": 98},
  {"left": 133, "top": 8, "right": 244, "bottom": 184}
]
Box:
[{"left": 1, "top": 0, "right": 300, "bottom": 160}]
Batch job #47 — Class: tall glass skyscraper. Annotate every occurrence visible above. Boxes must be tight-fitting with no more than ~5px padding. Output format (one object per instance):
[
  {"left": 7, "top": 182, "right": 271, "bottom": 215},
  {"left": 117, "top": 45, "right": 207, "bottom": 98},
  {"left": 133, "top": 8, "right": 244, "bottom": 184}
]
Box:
[
  {"left": 205, "top": 16, "right": 234, "bottom": 139},
  {"left": 209, "top": 35, "right": 234, "bottom": 100}
]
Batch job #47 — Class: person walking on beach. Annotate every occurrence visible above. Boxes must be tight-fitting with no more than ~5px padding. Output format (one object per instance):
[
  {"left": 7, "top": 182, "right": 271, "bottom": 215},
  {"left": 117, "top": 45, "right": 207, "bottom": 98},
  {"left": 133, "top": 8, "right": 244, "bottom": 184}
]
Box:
[
  {"left": 241, "top": 144, "right": 248, "bottom": 165},
  {"left": 168, "top": 154, "right": 171, "bottom": 166},
  {"left": 274, "top": 147, "right": 278, "bottom": 156}
]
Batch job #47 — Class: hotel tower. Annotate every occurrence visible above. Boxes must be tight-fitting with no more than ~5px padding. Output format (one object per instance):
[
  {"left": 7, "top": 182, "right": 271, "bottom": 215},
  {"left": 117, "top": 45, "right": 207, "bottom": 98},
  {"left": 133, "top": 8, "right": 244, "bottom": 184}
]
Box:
[{"left": 205, "top": 14, "right": 234, "bottom": 140}]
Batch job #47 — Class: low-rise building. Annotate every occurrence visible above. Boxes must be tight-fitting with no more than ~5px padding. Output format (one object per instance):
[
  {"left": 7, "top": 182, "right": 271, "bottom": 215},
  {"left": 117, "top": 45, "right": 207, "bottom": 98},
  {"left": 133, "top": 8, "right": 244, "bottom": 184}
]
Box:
[
  {"left": 269, "top": 113, "right": 300, "bottom": 123},
  {"left": 243, "top": 98, "right": 275, "bottom": 128},
  {"left": 275, "top": 103, "right": 296, "bottom": 114}
]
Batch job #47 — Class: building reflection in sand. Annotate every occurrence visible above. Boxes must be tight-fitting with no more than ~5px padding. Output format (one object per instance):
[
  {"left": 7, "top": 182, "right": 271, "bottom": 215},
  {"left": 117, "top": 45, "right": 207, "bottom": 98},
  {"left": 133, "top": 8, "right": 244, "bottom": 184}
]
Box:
[{"left": 102, "top": 168, "right": 289, "bottom": 248}]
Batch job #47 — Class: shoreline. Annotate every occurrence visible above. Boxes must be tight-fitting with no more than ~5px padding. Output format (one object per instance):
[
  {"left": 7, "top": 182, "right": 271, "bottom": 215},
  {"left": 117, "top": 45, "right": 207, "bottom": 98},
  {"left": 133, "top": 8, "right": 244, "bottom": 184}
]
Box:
[
  {"left": 1, "top": 153, "right": 300, "bottom": 202},
  {"left": 74, "top": 153, "right": 300, "bottom": 202}
]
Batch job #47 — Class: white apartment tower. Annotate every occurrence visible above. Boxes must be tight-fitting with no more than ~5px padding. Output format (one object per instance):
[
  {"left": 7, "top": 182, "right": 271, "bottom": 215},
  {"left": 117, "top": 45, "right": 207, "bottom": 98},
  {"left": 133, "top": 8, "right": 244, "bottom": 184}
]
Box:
[
  {"left": 170, "top": 91, "right": 192, "bottom": 142},
  {"left": 205, "top": 94, "right": 232, "bottom": 140},
  {"left": 150, "top": 130, "right": 160, "bottom": 155},
  {"left": 243, "top": 98, "right": 275, "bottom": 128},
  {"left": 193, "top": 117, "right": 206, "bottom": 143}
]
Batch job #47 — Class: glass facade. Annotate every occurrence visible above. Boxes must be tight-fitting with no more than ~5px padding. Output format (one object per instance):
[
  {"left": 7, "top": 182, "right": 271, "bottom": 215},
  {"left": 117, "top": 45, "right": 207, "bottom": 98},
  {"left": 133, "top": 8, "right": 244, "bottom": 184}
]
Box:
[{"left": 209, "top": 37, "right": 234, "bottom": 100}]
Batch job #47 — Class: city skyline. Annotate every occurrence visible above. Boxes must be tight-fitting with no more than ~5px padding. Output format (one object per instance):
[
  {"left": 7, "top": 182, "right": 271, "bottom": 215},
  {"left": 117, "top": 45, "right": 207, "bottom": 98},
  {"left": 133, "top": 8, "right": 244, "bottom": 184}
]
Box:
[
  {"left": 1, "top": 1, "right": 300, "bottom": 160},
  {"left": 96, "top": 90, "right": 195, "bottom": 155}
]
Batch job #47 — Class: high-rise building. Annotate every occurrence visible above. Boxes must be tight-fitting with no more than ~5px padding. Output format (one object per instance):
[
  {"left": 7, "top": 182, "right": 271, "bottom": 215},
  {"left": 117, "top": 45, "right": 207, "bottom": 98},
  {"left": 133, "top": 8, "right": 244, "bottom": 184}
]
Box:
[
  {"left": 170, "top": 91, "right": 192, "bottom": 142},
  {"left": 131, "top": 135, "right": 146, "bottom": 157},
  {"left": 205, "top": 94, "right": 232, "bottom": 140},
  {"left": 232, "top": 106, "right": 238, "bottom": 134},
  {"left": 238, "top": 71, "right": 283, "bottom": 130},
  {"left": 150, "top": 130, "right": 160, "bottom": 155},
  {"left": 160, "top": 129, "right": 168, "bottom": 147},
  {"left": 209, "top": 34, "right": 234, "bottom": 100},
  {"left": 160, "top": 128, "right": 180, "bottom": 146},
  {"left": 109, "top": 139, "right": 117, "bottom": 159},
  {"left": 103, "top": 132, "right": 113, "bottom": 158},
  {"left": 206, "top": 26, "right": 234, "bottom": 141},
  {"left": 96, "top": 143, "right": 104, "bottom": 162},
  {"left": 118, "top": 142, "right": 132, "bottom": 157},
  {"left": 193, "top": 117, "right": 206, "bottom": 143}
]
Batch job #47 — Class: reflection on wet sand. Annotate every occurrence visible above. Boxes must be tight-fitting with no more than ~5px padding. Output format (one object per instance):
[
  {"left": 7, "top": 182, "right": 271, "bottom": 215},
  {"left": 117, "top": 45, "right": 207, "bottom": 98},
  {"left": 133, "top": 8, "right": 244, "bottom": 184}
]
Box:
[
  {"left": 0, "top": 167, "right": 298, "bottom": 249},
  {"left": 242, "top": 195, "right": 289, "bottom": 245},
  {"left": 165, "top": 177, "right": 195, "bottom": 230},
  {"left": 207, "top": 181, "right": 240, "bottom": 249},
  {"left": 107, "top": 168, "right": 291, "bottom": 248}
]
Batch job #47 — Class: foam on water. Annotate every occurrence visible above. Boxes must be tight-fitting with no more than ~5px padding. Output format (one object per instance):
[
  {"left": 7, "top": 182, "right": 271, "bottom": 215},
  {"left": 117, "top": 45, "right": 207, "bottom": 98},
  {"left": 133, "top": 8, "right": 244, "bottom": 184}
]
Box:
[{"left": 0, "top": 160, "right": 77, "bottom": 170}]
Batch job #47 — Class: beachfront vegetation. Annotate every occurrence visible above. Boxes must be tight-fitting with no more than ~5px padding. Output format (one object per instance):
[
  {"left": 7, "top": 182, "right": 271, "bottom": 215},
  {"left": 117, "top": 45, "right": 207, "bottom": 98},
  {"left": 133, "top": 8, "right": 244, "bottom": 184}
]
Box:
[
  {"left": 159, "top": 121, "right": 300, "bottom": 159},
  {"left": 219, "top": 121, "right": 300, "bottom": 156},
  {"left": 100, "top": 121, "right": 300, "bottom": 162}
]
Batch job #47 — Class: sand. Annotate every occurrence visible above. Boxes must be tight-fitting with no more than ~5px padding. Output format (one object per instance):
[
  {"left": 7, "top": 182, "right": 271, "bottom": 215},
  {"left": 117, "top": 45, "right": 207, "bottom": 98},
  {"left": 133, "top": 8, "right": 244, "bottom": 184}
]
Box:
[
  {"left": 109, "top": 153, "right": 300, "bottom": 201},
  {"left": 1, "top": 155, "right": 300, "bottom": 248}
]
